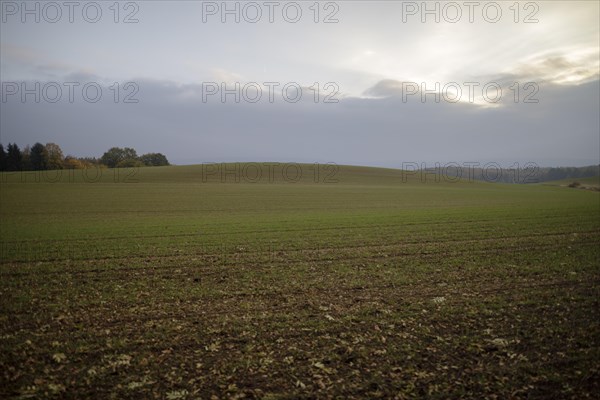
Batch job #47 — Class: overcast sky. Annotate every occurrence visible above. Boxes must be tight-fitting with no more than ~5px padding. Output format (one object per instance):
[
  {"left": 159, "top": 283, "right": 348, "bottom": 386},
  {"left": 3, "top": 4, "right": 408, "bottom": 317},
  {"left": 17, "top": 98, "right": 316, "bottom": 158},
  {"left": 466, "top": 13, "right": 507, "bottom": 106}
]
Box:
[{"left": 1, "top": 1, "right": 598, "bottom": 167}]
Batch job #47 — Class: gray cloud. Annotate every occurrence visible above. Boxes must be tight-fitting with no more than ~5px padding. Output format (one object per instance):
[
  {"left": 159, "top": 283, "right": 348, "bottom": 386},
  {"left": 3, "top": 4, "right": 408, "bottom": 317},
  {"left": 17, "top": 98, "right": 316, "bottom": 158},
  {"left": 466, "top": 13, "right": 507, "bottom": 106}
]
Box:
[{"left": 1, "top": 78, "right": 598, "bottom": 168}]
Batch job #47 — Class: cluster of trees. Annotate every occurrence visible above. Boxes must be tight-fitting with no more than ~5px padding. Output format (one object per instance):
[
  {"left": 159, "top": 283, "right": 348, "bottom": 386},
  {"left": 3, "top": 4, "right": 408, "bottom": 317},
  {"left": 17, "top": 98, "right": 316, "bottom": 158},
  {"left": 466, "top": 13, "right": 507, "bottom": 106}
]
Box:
[
  {"left": 442, "top": 164, "right": 600, "bottom": 184},
  {"left": 0, "top": 143, "right": 169, "bottom": 171},
  {"left": 541, "top": 166, "right": 600, "bottom": 181},
  {"left": 99, "top": 147, "right": 169, "bottom": 168}
]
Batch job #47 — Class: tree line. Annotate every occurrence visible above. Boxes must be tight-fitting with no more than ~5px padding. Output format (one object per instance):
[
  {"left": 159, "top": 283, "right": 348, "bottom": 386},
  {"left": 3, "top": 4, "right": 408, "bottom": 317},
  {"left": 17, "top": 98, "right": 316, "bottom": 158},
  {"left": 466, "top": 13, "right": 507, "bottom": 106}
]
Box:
[
  {"left": 441, "top": 164, "right": 600, "bottom": 183},
  {"left": 0, "top": 143, "right": 169, "bottom": 171}
]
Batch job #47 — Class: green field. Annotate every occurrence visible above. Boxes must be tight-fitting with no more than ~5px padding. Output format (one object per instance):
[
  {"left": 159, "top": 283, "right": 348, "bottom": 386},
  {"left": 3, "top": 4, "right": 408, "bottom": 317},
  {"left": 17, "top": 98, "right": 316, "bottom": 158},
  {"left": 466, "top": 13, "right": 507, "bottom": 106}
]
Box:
[
  {"left": 1, "top": 164, "right": 599, "bottom": 399},
  {"left": 543, "top": 176, "right": 600, "bottom": 190}
]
